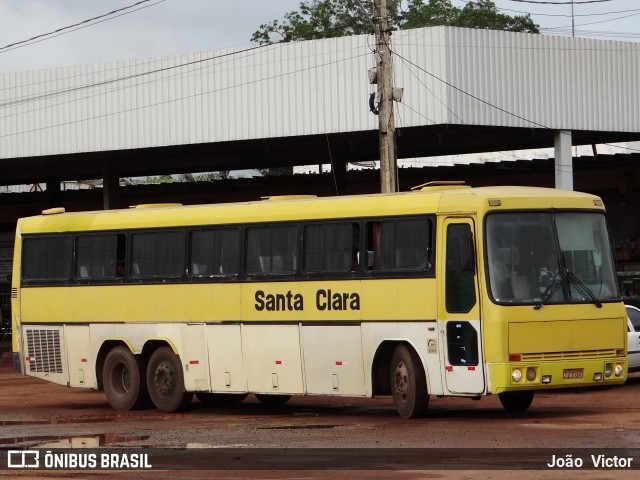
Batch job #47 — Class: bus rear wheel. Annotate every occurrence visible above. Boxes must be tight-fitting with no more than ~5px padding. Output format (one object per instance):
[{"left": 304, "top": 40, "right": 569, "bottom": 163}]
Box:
[
  {"left": 390, "top": 345, "right": 429, "bottom": 419},
  {"left": 102, "top": 346, "right": 149, "bottom": 411},
  {"left": 498, "top": 391, "right": 534, "bottom": 412},
  {"left": 147, "top": 346, "right": 193, "bottom": 413},
  {"left": 255, "top": 394, "right": 291, "bottom": 406}
]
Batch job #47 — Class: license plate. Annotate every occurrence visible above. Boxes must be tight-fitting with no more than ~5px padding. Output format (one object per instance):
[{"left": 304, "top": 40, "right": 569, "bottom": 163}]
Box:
[{"left": 563, "top": 368, "right": 584, "bottom": 379}]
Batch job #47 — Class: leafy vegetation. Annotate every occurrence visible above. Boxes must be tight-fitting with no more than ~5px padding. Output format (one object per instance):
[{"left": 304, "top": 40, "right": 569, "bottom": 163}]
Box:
[{"left": 251, "top": 0, "right": 539, "bottom": 44}]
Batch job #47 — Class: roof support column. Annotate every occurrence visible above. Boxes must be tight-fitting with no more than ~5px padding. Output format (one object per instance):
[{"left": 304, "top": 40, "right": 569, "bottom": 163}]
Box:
[
  {"left": 103, "top": 163, "right": 120, "bottom": 210},
  {"left": 46, "top": 180, "right": 61, "bottom": 207},
  {"left": 332, "top": 159, "right": 347, "bottom": 195},
  {"left": 554, "top": 130, "right": 573, "bottom": 191}
]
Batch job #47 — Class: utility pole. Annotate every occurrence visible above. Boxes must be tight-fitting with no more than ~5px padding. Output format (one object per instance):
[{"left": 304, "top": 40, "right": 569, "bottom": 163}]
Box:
[{"left": 374, "top": 0, "right": 397, "bottom": 193}]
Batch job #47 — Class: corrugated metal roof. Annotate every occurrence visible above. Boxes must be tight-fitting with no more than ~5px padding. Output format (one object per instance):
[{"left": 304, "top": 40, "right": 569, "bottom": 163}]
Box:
[{"left": 1, "top": 27, "right": 638, "bottom": 160}]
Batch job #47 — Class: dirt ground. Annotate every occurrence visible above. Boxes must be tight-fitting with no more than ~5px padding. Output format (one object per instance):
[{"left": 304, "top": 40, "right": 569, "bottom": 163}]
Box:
[{"left": 1, "top": 338, "right": 639, "bottom": 479}]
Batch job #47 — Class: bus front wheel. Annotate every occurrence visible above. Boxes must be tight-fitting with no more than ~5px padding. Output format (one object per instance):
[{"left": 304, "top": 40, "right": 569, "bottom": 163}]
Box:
[
  {"left": 390, "top": 345, "right": 429, "bottom": 419},
  {"left": 102, "top": 346, "right": 149, "bottom": 411},
  {"left": 498, "top": 391, "right": 534, "bottom": 412},
  {"left": 147, "top": 346, "right": 193, "bottom": 413}
]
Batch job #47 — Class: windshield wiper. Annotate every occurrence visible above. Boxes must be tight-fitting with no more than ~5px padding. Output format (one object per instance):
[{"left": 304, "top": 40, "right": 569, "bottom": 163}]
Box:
[
  {"left": 566, "top": 271, "right": 602, "bottom": 308},
  {"left": 534, "top": 270, "right": 603, "bottom": 310},
  {"left": 534, "top": 276, "right": 563, "bottom": 310}
]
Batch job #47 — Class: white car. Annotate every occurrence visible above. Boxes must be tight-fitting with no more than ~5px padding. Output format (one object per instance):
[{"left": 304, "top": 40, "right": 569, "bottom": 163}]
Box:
[{"left": 625, "top": 304, "right": 640, "bottom": 373}]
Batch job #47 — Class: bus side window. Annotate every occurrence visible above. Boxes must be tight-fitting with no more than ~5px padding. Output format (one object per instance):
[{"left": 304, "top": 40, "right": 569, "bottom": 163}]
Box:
[
  {"left": 366, "top": 218, "right": 433, "bottom": 272},
  {"left": 303, "top": 223, "right": 357, "bottom": 273},
  {"left": 131, "top": 231, "right": 184, "bottom": 278},
  {"left": 190, "top": 229, "right": 240, "bottom": 277},
  {"left": 366, "top": 222, "right": 381, "bottom": 271},
  {"left": 246, "top": 226, "right": 297, "bottom": 275},
  {"left": 75, "top": 234, "right": 125, "bottom": 280},
  {"left": 22, "top": 236, "right": 72, "bottom": 282}
]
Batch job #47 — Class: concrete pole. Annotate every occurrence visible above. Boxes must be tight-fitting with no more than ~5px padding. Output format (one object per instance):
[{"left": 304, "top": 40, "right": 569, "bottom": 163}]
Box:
[
  {"left": 554, "top": 130, "right": 573, "bottom": 191},
  {"left": 374, "top": 0, "right": 397, "bottom": 193}
]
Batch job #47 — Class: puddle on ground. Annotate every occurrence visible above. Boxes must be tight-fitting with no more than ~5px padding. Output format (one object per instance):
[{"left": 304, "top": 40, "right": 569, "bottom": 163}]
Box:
[
  {"left": 0, "top": 420, "right": 49, "bottom": 426},
  {"left": 0, "top": 417, "right": 112, "bottom": 426},
  {"left": 0, "top": 434, "right": 149, "bottom": 448}
]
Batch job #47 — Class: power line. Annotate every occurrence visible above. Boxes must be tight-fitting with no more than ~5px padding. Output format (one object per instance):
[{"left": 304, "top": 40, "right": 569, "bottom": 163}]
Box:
[
  {"left": 0, "top": 50, "right": 370, "bottom": 140},
  {"left": 0, "top": 43, "right": 271, "bottom": 109},
  {"left": 393, "top": 49, "right": 640, "bottom": 162},
  {"left": 456, "top": 0, "right": 640, "bottom": 41},
  {"left": 510, "top": 0, "right": 613, "bottom": 4},
  {"left": 541, "top": 10, "right": 640, "bottom": 30},
  {"left": 393, "top": 51, "right": 547, "bottom": 130},
  {"left": 497, "top": 5, "right": 640, "bottom": 18},
  {"left": 0, "top": 42, "right": 370, "bottom": 123},
  {"left": 0, "top": 0, "right": 165, "bottom": 54}
]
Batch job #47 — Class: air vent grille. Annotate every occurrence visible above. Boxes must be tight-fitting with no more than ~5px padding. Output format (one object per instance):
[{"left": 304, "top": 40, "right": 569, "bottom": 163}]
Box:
[{"left": 26, "top": 329, "right": 63, "bottom": 373}]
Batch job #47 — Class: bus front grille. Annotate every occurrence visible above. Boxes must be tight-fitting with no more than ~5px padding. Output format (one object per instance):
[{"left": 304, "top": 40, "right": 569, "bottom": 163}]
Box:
[
  {"left": 521, "top": 349, "right": 618, "bottom": 361},
  {"left": 25, "top": 328, "right": 63, "bottom": 373}
]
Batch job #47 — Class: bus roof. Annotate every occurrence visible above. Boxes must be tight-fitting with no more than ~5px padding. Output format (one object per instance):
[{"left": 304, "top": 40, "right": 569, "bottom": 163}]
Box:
[{"left": 17, "top": 186, "right": 605, "bottom": 234}]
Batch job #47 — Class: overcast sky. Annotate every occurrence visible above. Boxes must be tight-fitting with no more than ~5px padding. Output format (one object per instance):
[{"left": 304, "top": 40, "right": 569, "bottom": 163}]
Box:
[{"left": 1, "top": 0, "right": 639, "bottom": 73}]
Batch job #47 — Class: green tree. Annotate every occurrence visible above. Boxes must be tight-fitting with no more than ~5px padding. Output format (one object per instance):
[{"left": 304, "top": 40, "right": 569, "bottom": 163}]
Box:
[
  {"left": 251, "top": 0, "right": 539, "bottom": 44},
  {"left": 453, "top": 0, "right": 537, "bottom": 32}
]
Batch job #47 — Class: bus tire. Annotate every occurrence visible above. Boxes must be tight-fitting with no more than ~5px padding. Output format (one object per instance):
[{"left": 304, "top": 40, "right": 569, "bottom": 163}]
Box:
[
  {"left": 103, "top": 346, "right": 149, "bottom": 411},
  {"left": 390, "top": 344, "right": 429, "bottom": 419},
  {"left": 498, "top": 391, "right": 534, "bottom": 412},
  {"left": 195, "top": 392, "right": 248, "bottom": 406},
  {"left": 255, "top": 394, "right": 292, "bottom": 406},
  {"left": 147, "top": 346, "right": 193, "bottom": 413}
]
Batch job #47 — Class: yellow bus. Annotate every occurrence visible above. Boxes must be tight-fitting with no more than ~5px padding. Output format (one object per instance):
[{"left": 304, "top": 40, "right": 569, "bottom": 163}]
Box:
[{"left": 10, "top": 184, "right": 628, "bottom": 418}]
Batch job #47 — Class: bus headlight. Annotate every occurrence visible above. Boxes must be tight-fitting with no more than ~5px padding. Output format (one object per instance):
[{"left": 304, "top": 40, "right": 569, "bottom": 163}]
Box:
[
  {"left": 511, "top": 368, "right": 523, "bottom": 382},
  {"left": 614, "top": 364, "right": 623, "bottom": 377},
  {"left": 604, "top": 363, "right": 613, "bottom": 377},
  {"left": 526, "top": 367, "right": 537, "bottom": 382}
]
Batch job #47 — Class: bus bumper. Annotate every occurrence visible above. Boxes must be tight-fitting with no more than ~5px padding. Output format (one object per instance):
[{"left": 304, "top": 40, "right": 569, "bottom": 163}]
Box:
[{"left": 489, "top": 358, "right": 627, "bottom": 394}]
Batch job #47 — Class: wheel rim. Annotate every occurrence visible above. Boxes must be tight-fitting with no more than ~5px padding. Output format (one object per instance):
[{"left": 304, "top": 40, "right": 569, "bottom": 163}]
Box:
[
  {"left": 111, "top": 362, "right": 130, "bottom": 398},
  {"left": 393, "top": 361, "right": 409, "bottom": 402},
  {"left": 153, "top": 361, "right": 175, "bottom": 397}
]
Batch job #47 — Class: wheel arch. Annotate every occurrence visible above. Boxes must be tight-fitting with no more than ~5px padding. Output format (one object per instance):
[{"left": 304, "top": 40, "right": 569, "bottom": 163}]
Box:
[
  {"left": 95, "top": 339, "right": 133, "bottom": 390},
  {"left": 142, "top": 338, "right": 178, "bottom": 359},
  {"left": 371, "top": 340, "right": 429, "bottom": 396},
  {"left": 96, "top": 338, "right": 178, "bottom": 390}
]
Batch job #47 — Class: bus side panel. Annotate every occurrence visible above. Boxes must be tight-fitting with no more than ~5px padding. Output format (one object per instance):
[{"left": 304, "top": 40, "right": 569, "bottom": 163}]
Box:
[
  {"left": 206, "top": 324, "right": 247, "bottom": 393},
  {"left": 300, "top": 325, "right": 366, "bottom": 396},
  {"left": 21, "top": 288, "right": 72, "bottom": 324},
  {"left": 361, "top": 322, "right": 399, "bottom": 397},
  {"left": 241, "top": 324, "right": 304, "bottom": 394},
  {"left": 64, "top": 325, "right": 95, "bottom": 388},
  {"left": 398, "top": 321, "right": 443, "bottom": 396},
  {"left": 176, "top": 324, "right": 210, "bottom": 393}
]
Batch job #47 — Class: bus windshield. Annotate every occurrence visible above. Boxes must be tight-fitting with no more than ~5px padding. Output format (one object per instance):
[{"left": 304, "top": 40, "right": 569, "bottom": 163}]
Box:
[{"left": 486, "top": 211, "right": 619, "bottom": 305}]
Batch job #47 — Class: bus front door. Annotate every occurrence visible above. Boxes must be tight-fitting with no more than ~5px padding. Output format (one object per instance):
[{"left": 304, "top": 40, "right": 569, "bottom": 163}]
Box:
[{"left": 441, "top": 218, "right": 485, "bottom": 395}]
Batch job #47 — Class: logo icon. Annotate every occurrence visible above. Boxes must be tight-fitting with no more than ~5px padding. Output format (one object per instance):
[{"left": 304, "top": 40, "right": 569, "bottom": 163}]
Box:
[{"left": 7, "top": 450, "right": 40, "bottom": 469}]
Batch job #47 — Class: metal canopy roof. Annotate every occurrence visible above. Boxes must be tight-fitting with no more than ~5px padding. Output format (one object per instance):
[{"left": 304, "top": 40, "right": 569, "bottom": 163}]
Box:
[{"left": 0, "top": 26, "right": 639, "bottom": 187}]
